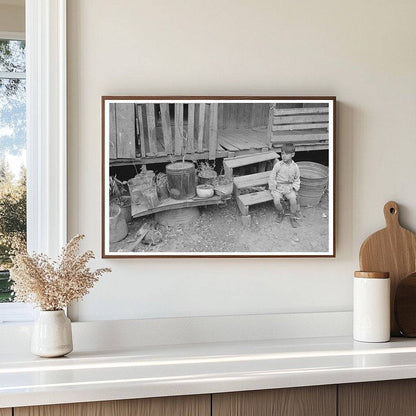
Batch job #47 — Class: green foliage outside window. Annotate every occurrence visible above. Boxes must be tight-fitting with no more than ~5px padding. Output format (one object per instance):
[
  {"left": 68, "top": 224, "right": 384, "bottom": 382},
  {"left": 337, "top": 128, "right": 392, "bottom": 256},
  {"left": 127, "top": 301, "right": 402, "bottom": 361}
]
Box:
[
  {"left": 0, "top": 38, "right": 27, "bottom": 302},
  {"left": 0, "top": 160, "right": 26, "bottom": 302}
]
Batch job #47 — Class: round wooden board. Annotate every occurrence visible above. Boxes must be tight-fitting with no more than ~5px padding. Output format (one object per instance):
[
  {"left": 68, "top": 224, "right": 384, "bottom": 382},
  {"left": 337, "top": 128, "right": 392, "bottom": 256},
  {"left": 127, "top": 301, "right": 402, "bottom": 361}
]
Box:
[{"left": 395, "top": 273, "right": 416, "bottom": 337}]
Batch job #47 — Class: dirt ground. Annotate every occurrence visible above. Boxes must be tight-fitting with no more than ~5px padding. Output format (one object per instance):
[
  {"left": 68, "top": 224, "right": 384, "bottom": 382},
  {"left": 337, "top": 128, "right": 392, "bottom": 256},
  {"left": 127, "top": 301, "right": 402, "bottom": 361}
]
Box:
[{"left": 110, "top": 192, "right": 330, "bottom": 254}]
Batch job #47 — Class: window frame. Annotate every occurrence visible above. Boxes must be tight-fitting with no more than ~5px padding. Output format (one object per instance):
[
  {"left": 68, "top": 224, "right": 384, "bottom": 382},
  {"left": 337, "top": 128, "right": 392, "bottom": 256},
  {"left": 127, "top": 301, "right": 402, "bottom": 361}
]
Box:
[{"left": 0, "top": 0, "right": 67, "bottom": 323}]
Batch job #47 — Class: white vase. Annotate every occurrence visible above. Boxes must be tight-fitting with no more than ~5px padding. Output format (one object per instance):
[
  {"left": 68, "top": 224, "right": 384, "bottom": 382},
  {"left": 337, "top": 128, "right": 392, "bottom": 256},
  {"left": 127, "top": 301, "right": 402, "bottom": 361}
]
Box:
[{"left": 31, "top": 310, "right": 73, "bottom": 357}]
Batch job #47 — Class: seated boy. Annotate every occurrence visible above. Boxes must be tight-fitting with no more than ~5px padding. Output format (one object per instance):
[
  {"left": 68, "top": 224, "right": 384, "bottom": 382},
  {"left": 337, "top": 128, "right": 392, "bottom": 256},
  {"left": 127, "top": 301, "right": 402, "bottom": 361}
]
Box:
[{"left": 268, "top": 143, "right": 300, "bottom": 228}]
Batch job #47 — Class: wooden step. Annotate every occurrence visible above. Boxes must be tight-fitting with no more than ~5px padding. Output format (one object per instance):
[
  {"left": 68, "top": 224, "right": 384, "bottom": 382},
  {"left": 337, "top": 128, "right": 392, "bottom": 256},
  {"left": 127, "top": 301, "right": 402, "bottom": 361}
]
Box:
[
  {"left": 223, "top": 151, "right": 278, "bottom": 170},
  {"left": 236, "top": 190, "right": 273, "bottom": 215},
  {"left": 233, "top": 171, "right": 270, "bottom": 190},
  {"left": 238, "top": 190, "right": 273, "bottom": 206}
]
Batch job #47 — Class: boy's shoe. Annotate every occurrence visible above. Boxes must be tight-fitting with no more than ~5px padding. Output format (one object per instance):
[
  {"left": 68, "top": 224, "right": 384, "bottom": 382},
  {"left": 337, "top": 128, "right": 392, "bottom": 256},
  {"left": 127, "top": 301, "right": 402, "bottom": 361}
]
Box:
[
  {"left": 276, "top": 211, "right": 284, "bottom": 223},
  {"left": 290, "top": 216, "right": 299, "bottom": 228}
]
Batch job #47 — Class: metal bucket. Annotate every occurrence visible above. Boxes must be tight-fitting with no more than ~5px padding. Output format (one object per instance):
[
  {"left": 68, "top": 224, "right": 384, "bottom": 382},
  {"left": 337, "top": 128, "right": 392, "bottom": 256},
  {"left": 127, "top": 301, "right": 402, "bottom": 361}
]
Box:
[
  {"left": 166, "top": 162, "right": 196, "bottom": 200},
  {"left": 297, "top": 162, "right": 329, "bottom": 207},
  {"left": 109, "top": 205, "right": 128, "bottom": 243}
]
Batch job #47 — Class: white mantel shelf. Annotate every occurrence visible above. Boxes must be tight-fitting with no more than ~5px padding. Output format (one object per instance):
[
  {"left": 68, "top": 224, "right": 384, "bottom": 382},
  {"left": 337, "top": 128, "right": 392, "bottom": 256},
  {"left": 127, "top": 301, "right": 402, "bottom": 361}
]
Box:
[{"left": 2, "top": 335, "right": 416, "bottom": 409}]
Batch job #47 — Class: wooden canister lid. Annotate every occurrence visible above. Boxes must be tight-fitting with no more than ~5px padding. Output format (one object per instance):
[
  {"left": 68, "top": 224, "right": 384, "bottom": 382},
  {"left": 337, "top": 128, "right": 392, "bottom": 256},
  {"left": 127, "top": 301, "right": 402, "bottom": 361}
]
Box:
[{"left": 354, "top": 271, "right": 390, "bottom": 279}]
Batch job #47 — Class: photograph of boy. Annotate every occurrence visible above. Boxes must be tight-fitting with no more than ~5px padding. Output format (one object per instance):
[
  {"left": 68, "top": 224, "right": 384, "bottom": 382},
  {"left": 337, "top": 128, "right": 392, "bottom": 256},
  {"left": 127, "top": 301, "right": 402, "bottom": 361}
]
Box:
[
  {"left": 268, "top": 143, "right": 300, "bottom": 228},
  {"left": 104, "top": 99, "right": 333, "bottom": 256}
]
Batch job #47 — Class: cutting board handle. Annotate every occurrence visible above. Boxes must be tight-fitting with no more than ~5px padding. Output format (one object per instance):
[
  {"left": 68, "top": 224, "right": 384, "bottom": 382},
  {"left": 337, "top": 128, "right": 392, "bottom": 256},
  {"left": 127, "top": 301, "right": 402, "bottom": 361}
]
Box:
[{"left": 384, "top": 201, "right": 400, "bottom": 228}]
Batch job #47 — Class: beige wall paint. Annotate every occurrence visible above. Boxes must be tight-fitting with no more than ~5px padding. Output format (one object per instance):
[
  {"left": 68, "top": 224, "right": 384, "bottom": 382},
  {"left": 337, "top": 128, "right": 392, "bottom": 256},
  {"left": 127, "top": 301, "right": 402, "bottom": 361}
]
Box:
[
  {"left": 67, "top": 0, "right": 416, "bottom": 321},
  {"left": 0, "top": 4, "right": 24, "bottom": 33}
]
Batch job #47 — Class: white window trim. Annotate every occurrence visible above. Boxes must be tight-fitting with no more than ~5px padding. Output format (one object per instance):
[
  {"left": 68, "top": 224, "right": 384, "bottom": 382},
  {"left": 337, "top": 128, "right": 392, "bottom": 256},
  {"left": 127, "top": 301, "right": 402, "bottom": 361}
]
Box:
[
  {"left": 0, "top": 0, "right": 67, "bottom": 323},
  {"left": 26, "top": 0, "right": 67, "bottom": 257},
  {"left": 0, "top": 31, "right": 25, "bottom": 41}
]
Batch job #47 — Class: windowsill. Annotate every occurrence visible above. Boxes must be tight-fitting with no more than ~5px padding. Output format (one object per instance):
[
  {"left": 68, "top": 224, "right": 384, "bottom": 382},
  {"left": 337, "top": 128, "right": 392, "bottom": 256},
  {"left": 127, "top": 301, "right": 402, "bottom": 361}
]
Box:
[{"left": 0, "top": 302, "right": 35, "bottom": 324}]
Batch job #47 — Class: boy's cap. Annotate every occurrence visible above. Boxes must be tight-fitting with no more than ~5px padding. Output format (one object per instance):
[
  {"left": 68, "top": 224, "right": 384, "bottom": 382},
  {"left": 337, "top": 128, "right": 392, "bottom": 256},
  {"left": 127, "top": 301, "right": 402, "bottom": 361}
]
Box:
[{"left": 282, "top": 143, "right": 296, "bottom": 153}]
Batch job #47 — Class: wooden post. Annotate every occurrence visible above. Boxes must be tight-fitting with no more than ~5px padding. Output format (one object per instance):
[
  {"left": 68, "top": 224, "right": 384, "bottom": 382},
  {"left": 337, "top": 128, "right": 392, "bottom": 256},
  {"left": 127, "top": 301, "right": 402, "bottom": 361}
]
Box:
[
  {"left": 174, "top": 103, "right": 184, "bottom": 155},
  {"left": 116, "top": 103, "right": 136, "bottom": 159},
  {"left": 218, "top": 103, "right": 224, "bottom": 130},
  {"left": 109, "top": 103, "right": 117, "bottom": 159},
  {"left": 197, "top": 103, "right": 206, "bottom": 153},
  {"left": 187, "top": 103, "right": 195, "bottom": 154},
  {"left": 267, "top": 103, "right": 275, "bottom": 149},
  {"left": 208, "top": 103, "right": 218, "bottom": 160},
  {"left": 145, "top": 104, "right": 157, "bottom": 155},
  {"left": 160, "top": 103, "right": 173, "bottom": 155},
  {"left": 136, "top": 104, "right": 146, "bottom": 158}
]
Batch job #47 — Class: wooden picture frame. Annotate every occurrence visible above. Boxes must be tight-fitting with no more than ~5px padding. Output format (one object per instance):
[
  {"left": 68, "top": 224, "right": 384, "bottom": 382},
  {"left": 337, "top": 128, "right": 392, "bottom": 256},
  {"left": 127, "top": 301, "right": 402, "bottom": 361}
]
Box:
[{"left": 102, "top": 96, "right": 336, "bottom": 258}]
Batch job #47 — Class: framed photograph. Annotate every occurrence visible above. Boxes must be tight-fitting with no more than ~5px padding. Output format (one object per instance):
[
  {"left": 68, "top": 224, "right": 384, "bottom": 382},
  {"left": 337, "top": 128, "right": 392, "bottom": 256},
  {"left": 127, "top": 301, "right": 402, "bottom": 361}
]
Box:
[{"left": 102, "top": 96, "right": 336, "bottom": 258}]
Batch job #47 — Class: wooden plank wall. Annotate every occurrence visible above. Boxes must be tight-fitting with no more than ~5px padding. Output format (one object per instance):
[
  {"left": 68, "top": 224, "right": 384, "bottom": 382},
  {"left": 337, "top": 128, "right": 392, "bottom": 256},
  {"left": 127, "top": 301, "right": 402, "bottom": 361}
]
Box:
[
  {"left": 136, "top": 103, "right": 218, "bottom": 160},
  {"left": 217, "top": 103, "right": 269, "bottom": 130},
  {"left": 109, "top": 104, "right": 117, "bottom": 158},
  {"left": 115, "top": 104, "right": 136, "bottom": 159},
  {"left": 109, "top": 102, "right": 231, "bottom": 161},
  {"left": 109, "top": 103, "right": 272, "bottom": 161},
  {"left": 108, "top": 103, "right": 136, "bottom": 159}
]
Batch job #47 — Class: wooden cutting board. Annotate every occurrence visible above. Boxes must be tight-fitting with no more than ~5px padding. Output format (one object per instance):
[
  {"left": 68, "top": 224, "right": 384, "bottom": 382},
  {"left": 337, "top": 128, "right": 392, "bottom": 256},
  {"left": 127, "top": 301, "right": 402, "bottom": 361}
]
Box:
[{"left": 359, "top": 201, "right": 416, "bottom": 336}]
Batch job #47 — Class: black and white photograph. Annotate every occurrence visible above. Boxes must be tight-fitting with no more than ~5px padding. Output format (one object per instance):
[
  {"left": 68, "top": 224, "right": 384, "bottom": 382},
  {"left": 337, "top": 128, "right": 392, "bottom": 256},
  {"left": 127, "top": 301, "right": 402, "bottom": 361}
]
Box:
[{"left": 102, "top": 97, "right": 335, "bottom": 257}]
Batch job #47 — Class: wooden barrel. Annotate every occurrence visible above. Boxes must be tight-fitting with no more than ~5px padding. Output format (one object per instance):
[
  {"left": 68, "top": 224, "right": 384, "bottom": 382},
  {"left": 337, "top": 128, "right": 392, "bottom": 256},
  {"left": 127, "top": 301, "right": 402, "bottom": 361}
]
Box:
[
  {"left": 166, "top": 162, "right": 196, "bottom": 200},
  {"left": 297, "top": 162, "right": 329, "bottom": 207}
]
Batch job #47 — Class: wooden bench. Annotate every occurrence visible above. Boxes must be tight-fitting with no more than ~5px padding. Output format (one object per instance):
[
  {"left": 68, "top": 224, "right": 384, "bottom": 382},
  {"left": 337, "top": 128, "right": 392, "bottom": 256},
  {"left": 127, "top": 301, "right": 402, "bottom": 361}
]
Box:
[
  {"left": 267, "top": 106, "right": 329, "bottom": 150},
  {"left": 132, "top": 195, "right": 224, "bottom": 219}
]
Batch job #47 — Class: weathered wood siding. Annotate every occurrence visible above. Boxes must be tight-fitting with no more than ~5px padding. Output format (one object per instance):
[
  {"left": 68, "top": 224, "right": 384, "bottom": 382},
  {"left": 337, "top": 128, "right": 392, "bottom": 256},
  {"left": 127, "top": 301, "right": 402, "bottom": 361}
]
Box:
[{"left": 217, "top": 103, "right": 270, "bottom": 129}]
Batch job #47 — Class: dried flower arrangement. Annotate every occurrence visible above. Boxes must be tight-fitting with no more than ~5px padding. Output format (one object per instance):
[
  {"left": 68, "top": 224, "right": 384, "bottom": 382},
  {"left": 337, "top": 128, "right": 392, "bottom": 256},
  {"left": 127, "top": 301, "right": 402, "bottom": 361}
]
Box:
[{"left": 10, "top": 234, "right": 111, "bottom": 311}]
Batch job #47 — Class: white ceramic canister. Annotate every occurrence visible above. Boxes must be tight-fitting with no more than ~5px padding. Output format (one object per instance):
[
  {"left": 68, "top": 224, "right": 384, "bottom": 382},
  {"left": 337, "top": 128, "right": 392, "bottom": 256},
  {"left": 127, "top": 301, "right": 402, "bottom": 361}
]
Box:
[{"left": 353, "top": 271, "right": 390, "bottom": 342}]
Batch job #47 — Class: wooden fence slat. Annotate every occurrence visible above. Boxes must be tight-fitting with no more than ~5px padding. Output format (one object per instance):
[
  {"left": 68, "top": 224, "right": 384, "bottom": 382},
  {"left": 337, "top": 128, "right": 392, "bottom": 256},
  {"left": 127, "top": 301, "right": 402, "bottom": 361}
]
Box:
[
  {"left": 208, "top": 103, "right": 218, "bottom": 160},
  {"left": 187, "top": 103, "right": 195, "bottom": 154},
  {"left": 160, "top": 103, "right": 173, "bottom": 154},
  {"left": 136, "top": 105, "right": 146, "bottom": 158},
  {"left": 218, "top": 103, "right": 224, "bottom": 130},
  {"left": 197, "top": 103, "right": 206, "bottom": 152},
  {"left": 203, "top": 105, "right": 210, "bottom": 150},
  {"left": 174, "top": 103, "right": 184, "bottom": 155},
  {"left": 274, "top": 107, "right": 329, "bottom": 116},
  {"left": 229, "top": 104, "right": 238, "bottom": 129},
  {"left": 145, "top": 104, "right": 157, "bottom": 155},
  {"left": 116, "top": 103, "right": 136, "bottom": 158},
  {"left": 273, "top": 114, "right": 329, "bottom": 124},
  {"left": 272, "top": 123, "right": 328, "bottom": 131},
  {"left": 267, "top": 104, "right": 274, "bottom": 149},
  {"left": 109, "top": 103, "right": 117, "bottom": 158},
  {"left": 242, "top": 103, "right": 251, "bottom": 128}
]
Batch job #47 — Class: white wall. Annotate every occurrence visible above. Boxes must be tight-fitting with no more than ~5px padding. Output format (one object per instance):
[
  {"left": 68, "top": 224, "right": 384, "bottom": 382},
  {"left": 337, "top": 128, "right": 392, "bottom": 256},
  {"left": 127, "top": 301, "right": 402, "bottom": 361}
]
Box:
[
  {"left": 0, "top": 3, "right": 24, "bottom": 32},
  {"left": 67, "top": 0, "right": 416, "bottom": 322}
]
